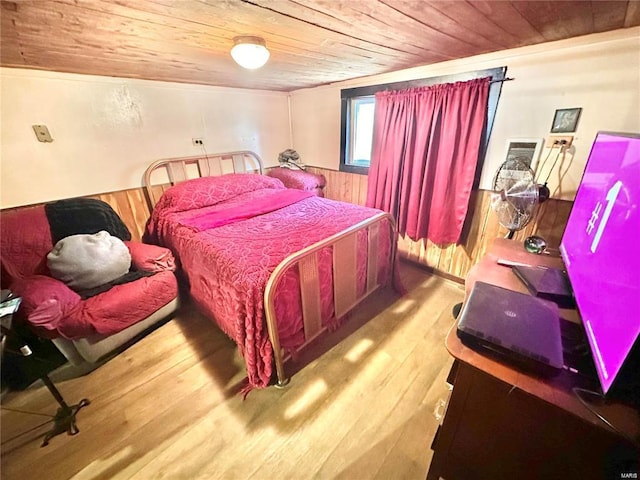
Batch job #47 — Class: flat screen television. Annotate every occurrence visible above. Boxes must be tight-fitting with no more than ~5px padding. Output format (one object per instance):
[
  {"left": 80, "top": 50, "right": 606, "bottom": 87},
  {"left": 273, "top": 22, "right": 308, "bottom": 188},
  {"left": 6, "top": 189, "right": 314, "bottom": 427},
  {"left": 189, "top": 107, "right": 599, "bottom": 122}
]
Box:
[{"left": 559, "top": 131, "right": 640, "bottom": 395}]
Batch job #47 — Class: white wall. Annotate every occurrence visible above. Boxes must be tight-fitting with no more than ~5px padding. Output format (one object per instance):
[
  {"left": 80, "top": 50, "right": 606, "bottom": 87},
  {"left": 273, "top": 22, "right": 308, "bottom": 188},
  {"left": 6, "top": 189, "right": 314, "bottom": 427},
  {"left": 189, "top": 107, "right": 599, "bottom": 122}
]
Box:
[
  {"left": 0, "top": 69, "right": 291, "bottom": 208},
  {"left": 2, "top": 28, "right": 638, "bottom": 208},
  {"left": 289, "top": 28, "right": 640, "bottom": 201}
]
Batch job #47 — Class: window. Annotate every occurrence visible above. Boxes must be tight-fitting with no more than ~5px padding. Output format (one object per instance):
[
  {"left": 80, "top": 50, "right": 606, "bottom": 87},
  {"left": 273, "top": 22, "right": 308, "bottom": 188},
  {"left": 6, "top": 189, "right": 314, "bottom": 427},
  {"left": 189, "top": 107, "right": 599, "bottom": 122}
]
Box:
[
  {"left": 340, "top": 93, "right": 375, "bottom": 174},
  {"left": 348, "top": 96, "right": 375, "bottom": 168},
  {"left": 339, "top": 67, "right": 507, "bottom": 175}
]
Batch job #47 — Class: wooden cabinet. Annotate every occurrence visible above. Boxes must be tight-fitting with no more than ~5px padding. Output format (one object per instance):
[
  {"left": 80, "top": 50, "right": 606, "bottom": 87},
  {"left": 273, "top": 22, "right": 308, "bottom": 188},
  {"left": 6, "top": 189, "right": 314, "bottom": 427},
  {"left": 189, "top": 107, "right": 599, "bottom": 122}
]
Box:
[
  {"left": 427, "top": 239, "right": 639, "bottom": 480},
  {"left": 428, "top": 360, "right": 638, "bottom": 480}
]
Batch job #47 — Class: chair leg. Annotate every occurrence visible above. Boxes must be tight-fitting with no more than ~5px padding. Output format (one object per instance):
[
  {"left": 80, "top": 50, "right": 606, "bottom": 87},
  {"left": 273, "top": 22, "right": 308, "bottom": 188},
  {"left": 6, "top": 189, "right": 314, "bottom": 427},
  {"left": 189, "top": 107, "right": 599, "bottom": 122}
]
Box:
[{"left": 40, "top": 375, "right": 90, "bottom": 447}]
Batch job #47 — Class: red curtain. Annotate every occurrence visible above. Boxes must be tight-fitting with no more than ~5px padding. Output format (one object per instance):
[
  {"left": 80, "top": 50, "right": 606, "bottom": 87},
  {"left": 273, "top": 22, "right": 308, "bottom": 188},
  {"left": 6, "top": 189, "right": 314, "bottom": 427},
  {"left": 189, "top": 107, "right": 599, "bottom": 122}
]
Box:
[{"left": 366, "top": 77, "right": 490, "bottom": 245}]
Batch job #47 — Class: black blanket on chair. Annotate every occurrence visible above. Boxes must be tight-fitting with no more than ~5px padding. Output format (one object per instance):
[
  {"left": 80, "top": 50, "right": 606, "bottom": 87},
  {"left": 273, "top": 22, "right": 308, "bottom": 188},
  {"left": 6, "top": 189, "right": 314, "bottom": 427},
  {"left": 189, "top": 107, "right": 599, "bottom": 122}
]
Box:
[
  {"left": 45, "top": 198, "right": 132, "bottom": 244},
  {"left": 44, "top": 198, "right": 152, "bottom": 299}
]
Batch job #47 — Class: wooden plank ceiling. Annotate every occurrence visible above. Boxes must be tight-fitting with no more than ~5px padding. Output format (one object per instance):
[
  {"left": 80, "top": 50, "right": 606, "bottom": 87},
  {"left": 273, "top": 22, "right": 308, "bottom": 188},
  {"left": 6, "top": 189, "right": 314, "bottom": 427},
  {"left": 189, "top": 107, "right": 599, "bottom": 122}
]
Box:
[{"left": 1, "top": 0, "right": 639, "bottom": 91}]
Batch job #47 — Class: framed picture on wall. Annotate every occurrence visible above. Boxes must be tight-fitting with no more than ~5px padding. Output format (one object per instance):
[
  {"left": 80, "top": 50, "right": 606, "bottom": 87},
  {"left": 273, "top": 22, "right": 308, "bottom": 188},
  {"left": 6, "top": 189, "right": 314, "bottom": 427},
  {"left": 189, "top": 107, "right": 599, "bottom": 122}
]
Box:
[
  {"left": 551, "top": 107, "right": 582, "bottom": 133},
  {"left": 504, "top": 138, "right": 545, "bottom": 173}
]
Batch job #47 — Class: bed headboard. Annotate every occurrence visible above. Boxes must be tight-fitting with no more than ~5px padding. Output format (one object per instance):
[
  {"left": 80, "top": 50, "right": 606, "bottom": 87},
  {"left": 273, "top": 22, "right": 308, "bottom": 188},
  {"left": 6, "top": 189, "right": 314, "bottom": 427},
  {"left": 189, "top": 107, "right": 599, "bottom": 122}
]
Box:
[{"left": 143, "top": 150, "right": 264, "bottom": 208}]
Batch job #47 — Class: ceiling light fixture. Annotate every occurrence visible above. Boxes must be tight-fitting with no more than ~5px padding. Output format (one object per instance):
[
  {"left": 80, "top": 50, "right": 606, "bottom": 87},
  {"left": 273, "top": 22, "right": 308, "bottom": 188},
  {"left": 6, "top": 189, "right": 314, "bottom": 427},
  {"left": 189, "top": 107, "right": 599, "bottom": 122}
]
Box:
[{"left": 230, "top": 36, "right": 270, "bottom": 70}]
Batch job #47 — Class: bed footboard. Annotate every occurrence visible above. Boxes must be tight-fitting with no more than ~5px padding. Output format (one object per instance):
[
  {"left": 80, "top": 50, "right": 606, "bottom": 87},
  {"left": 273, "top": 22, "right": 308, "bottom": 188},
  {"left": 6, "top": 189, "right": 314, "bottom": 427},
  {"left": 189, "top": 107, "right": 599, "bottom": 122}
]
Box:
[{"left": 264, "top": 212, "right": 397, "bottom": 387}]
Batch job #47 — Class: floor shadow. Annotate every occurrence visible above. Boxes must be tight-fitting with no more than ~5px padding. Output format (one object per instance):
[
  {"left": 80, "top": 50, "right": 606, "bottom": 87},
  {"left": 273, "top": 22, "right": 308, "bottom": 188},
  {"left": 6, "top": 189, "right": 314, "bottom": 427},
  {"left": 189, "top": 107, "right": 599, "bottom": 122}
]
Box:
[
  {"left": 217, "top": 269, "right": 459, "bottom": 435},
  {"left": 0, "top": 263, "right": 463, "bottom": 480}
]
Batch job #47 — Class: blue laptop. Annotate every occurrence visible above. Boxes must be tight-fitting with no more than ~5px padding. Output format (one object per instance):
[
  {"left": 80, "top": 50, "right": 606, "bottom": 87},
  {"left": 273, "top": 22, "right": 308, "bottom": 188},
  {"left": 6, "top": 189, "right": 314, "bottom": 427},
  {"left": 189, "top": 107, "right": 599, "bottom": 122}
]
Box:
[{"left": 456, "top": 281, "right": 564, "bottom": 374}]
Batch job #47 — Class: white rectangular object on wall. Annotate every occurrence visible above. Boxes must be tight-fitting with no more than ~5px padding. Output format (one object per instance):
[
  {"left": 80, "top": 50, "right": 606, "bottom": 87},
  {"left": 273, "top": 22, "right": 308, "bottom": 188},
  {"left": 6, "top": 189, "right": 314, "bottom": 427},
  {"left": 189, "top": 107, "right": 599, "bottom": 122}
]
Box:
[{"left": 504, "top": 138, "right": 544, "bottom": 173}]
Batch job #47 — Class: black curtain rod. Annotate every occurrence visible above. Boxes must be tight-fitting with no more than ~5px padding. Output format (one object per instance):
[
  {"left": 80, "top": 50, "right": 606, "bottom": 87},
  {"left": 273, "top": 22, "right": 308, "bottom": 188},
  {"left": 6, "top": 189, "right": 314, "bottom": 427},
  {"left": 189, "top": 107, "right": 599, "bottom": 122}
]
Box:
[{"left": 490, "top": 77, "right": 515, "bottom": 84}]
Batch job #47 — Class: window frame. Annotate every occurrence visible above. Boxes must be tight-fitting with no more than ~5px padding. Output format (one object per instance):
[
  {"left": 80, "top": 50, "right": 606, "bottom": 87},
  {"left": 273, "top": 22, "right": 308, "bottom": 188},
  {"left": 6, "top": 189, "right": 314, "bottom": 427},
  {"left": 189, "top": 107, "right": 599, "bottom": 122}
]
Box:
[
  {"left": 339, "top": 67, "right": 507, "bottom": 175},
  {"left": 345, "top": 95, "right": 375, "bottom": 171}
]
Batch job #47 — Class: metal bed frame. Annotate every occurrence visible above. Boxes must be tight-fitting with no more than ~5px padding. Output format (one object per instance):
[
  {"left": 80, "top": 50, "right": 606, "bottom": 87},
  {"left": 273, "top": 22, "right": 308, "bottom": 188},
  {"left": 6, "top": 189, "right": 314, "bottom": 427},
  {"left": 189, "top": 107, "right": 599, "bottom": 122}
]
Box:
[{"left": 143, "top": 151, "right": 397, "bottom": 387}]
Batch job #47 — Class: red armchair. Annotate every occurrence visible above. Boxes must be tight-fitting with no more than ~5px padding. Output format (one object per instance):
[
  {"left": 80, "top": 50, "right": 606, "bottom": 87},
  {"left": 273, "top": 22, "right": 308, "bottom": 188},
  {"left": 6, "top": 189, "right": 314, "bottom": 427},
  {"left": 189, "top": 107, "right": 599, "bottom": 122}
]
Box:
[{"left": 0, "top": 201, "right": 179, "bottom": 368}]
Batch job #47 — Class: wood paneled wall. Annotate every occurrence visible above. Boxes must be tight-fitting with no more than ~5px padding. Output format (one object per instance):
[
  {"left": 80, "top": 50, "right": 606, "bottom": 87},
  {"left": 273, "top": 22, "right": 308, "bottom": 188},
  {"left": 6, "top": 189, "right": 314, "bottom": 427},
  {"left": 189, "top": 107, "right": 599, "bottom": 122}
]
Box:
[
  {"left": 87, "top": 189, "right": 152, "bottom": 242},
  {"left": 308, "top": 166, "right": 572, "bottom": 282},
  {"left": 3, "top": 167, "right": 571, "bottom": 283},
  {"left": 0, "top": 188, "right": 153, "bottom": 243}
]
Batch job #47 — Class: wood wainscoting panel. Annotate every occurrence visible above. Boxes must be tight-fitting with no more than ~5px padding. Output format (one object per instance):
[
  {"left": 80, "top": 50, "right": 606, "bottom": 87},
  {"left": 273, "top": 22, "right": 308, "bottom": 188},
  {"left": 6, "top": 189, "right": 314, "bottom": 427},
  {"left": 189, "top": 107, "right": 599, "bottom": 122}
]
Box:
[
  {"left": 89, "top": 188, "right": 151, "bottom": 242},
  {"left": 2, "top": 168, "right": 571, "bottom": 282},
  {"left": 1, "top": 187, "right": 153, "bottom": 243},
  {"left": 306, "top": 166, "right": 572, "bottom": 282}
]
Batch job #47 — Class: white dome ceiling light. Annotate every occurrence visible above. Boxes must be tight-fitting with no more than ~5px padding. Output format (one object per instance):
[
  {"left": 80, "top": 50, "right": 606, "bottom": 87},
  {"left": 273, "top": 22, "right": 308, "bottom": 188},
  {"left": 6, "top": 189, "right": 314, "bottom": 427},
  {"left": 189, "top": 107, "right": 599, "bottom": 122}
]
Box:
[{"left": 230, "top": 36, "right": 270, "bottom": 70}]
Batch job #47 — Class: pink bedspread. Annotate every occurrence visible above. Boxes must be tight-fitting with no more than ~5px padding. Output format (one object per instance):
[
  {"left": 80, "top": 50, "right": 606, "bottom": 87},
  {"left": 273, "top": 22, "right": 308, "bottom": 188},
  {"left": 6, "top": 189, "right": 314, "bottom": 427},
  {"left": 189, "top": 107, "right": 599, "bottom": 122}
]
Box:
[
  {"left": 182, "top": 189, "right": 313, "bottom": 232},
  {"left": 145, "top": 174, "right": 394, "bottom": 390}
]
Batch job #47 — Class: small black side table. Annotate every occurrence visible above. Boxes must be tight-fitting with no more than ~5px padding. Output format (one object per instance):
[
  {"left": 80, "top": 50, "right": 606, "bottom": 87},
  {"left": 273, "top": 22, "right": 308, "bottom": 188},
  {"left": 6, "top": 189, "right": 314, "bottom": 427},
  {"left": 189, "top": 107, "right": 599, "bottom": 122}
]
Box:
[{"left": 1, "top": 291, "right": 90, "bottom": 446}]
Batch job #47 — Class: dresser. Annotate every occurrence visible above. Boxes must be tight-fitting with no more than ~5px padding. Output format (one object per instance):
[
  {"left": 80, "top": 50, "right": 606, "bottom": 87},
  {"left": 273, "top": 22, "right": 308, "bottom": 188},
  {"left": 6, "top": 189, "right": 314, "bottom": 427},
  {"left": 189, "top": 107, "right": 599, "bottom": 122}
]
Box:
[{"left": 427, "top": 238, "right": 640, "bottom": 480}]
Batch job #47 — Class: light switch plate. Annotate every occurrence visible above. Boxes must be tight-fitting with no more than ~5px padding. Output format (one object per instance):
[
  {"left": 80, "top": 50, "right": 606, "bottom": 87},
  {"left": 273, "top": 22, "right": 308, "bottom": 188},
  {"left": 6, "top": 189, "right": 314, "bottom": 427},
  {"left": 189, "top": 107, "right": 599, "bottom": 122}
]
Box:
[{"left": 32, "top": 124, "right": 53, "bottom": 142}]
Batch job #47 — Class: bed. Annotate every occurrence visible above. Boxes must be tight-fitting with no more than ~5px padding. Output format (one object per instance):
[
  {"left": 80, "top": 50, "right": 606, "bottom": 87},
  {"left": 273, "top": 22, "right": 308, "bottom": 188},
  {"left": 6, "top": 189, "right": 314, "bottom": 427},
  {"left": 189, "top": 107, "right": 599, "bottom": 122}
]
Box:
[{"left": 143, "top": 151, "right": 399, "bottom": 393}]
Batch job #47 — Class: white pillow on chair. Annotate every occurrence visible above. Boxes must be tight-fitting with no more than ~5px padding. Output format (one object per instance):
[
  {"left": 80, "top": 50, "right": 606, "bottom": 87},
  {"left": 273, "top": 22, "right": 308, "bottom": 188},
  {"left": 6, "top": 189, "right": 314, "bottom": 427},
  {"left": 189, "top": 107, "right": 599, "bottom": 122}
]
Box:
[{"left": 47, "top": 230, "right": 131, "bottom": 291}]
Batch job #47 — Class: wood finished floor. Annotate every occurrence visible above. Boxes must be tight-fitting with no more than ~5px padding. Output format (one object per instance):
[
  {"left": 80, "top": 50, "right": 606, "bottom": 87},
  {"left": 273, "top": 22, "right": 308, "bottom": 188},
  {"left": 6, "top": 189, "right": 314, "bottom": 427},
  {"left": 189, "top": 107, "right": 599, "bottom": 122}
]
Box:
[{"left": 0, "top": 263, "right": 464, "bottom": 480}]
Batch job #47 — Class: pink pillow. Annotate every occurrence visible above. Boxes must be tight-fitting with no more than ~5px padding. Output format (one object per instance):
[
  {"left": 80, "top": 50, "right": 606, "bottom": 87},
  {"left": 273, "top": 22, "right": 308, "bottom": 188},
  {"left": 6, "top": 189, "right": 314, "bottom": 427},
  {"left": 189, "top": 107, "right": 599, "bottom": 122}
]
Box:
[
  {"left": 154, "top": 174, "right": 284, "bottom": 214},
  {"left": 267, "top": 168, "right": 326, "bottom": 191},
  {"left": 10, "top": 275, "right": 81, "bottom": 335}
]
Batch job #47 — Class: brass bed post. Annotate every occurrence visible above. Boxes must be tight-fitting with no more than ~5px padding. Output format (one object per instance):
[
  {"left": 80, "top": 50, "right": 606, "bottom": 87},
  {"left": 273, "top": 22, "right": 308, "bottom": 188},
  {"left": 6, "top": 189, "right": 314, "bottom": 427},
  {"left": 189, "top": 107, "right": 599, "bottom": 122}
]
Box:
[
  {"left": 263, "top": 212, "right": 397, "bottom": 387},
  {"left": 143, "top": 151, "right": 263, "bottom": 209}
]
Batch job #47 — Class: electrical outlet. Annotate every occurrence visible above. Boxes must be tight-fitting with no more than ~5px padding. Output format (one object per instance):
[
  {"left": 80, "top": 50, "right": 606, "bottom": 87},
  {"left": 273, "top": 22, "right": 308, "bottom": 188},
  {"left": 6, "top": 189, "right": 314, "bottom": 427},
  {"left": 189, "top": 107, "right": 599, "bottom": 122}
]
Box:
[
  {"left": 547, "top": 135, "right": 573, "bottom": 148},
  {"left": 192, "top": 138, "right": 204, "bottom": 146}
]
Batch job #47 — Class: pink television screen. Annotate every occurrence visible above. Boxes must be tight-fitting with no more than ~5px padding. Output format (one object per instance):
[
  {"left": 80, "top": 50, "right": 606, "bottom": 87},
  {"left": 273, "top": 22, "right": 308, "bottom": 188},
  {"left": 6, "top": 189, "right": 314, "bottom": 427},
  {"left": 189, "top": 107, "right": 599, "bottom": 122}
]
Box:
[{"left": 559, "top": 131, "right": 640, "bottom": 394}]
